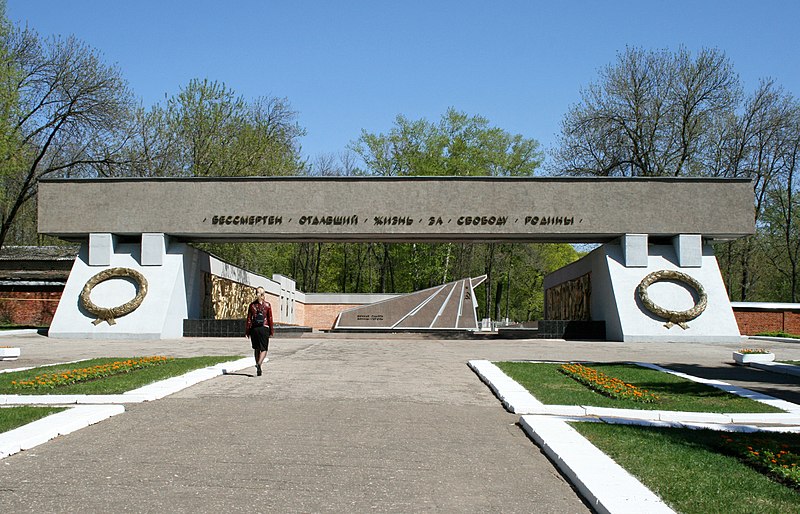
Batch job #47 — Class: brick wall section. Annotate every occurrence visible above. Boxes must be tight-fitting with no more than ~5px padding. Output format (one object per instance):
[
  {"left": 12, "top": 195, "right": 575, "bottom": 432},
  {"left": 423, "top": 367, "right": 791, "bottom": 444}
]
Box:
[
  {"left": 786, "top": 311, "right": 800, "bottom": 334},
  {"left": 294, "top": 301, "right": 305, "bottom": 327},
  {"left": 733, "top": 308, "right": 800, "bottom": 335},
  {"left": 0, "top": 290, "right": 62, "bottom": 326},
  {"left": 303, "top": 304, "right": 360, "bottom": 330},
  {"left": 264, "top": 292, "right": 282, "bottom": 323}
]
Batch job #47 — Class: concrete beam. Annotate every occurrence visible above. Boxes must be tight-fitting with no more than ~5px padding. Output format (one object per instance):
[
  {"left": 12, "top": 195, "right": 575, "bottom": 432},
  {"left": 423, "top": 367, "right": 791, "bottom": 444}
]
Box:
[{"left": 38, "top": 177, "right": 755, "bottom": 243}]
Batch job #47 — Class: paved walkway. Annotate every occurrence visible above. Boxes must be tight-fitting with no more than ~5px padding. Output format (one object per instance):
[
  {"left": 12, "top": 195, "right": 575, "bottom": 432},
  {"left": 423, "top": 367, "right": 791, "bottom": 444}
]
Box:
[{"left": 1, "top": 332, "right": 800, "bottom": 512}]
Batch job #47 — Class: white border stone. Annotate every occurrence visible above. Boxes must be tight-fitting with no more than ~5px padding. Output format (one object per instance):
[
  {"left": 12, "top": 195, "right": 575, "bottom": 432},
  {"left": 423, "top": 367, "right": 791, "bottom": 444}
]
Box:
[
  {"left": 0, "top": 405, "right": 124, "bottom": 459},
  {"left": 520, "top": 415, "right": 676, "bottom": 514}
]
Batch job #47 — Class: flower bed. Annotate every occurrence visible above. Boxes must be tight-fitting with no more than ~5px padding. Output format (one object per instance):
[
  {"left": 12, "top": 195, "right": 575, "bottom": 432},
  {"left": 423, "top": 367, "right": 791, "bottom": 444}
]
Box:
[
  {"left": 559, "top": 363, "right": 660, "bottom": 403},
  {"left": 10, "top": 356, "right": 173, "bottom": 390},
  {"left": 718, "top": 433, "right": 800, "bottom": 489},
  {"left": 733, "top": 348, "right": 775, "bottom": 365}
]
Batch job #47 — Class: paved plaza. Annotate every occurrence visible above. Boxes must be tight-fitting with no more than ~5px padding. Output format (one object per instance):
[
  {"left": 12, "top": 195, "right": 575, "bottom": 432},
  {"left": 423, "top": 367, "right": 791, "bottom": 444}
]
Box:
[{"left": 2, "top": 332, "right": 800, "bottom": 512}]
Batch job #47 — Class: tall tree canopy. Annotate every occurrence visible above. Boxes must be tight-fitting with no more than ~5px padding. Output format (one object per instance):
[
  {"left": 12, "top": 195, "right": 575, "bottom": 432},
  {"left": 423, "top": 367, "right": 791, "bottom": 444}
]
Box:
[
  {"left": 353, "top": 107, "right": 542, "bottom": 177},
  {"left": 0, "top": 18, "right": 133, "bottom": 248},
  {"left": 121, "top": 78, "right": 305, "bottom": 178}
]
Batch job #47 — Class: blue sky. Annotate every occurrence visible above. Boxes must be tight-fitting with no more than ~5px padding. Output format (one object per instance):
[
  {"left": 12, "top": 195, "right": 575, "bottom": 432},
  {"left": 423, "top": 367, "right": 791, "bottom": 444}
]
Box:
[{"left": 7, "top": 1, "right": 800, "bottom": 164}]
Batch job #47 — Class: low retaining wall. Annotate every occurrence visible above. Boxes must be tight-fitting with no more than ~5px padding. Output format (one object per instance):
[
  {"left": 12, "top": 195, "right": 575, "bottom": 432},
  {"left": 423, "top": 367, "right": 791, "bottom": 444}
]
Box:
[
  {"left": 183, "top": 319, "right": 312, "bottom": 337},
  {"left": 731, "top": 302, "right": 800, "bottom": 336},
  {"left": 0, "top": 289, "right": 62, "bottom": 326}
]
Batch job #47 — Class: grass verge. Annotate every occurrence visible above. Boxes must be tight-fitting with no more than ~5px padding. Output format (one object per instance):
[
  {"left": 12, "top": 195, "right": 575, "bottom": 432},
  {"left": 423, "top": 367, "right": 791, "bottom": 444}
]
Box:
[
  {"left": 572, "top": 423, "right": 800, "bottom": 513},
  {"left": 495, "top": 361, "right": 782, "bottom": 413},
  {"left": 756, "top": 331, "right": 800, "bottom": 340},
  {"left": 0, "top": 406, "right": 65, "bottom": 433},
  {"left": 0, "top": 356, "right": 240, "bottom": 395}
]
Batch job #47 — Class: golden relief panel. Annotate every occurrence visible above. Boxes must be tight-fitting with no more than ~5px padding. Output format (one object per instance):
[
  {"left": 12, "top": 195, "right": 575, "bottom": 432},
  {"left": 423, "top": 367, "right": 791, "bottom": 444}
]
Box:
[
  {"left": 545, "top": 273, "right": 591, "bottom": 321},
  {"left": 203, "top": 273, "right": 255, "bottom": 320}
]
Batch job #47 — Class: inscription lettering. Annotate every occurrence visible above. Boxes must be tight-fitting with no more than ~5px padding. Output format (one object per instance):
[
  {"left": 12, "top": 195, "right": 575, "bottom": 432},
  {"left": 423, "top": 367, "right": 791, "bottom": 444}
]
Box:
[
  {"left": 356, "top": 314, "right": 384, "bottom": 321},
  {"left": 299, "top": 215, "right": 359, "bottom": 226},
  {"left": 211, "top": 215, "right": 283, "bottom": 226},
  {"left": 373, "top": 216, "right": 413, "bottom": 226},
  {"left": 205, "top": 213, "right": 584, "bottom": 231},
  {"left": 456, "top": 216, "right": 507, "bottom": 226},
  {"left": 524, "top": 216, "right": 575, "bottom": 226}
]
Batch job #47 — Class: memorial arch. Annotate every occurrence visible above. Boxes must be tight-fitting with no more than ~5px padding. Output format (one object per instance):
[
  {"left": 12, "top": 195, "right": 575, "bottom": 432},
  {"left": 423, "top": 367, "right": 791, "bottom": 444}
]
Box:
[{"left": 38, "top": 176, "right": 754, "bottom": 342}]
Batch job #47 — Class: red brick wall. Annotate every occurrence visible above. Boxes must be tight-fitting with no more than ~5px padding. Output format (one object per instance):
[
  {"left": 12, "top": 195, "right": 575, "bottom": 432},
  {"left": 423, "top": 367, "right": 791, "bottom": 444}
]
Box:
[
  {"left": 784, "top": 311, "right": 800, "bottom": 335},
  {"left": 293, "top": 301, "right": 306, "bottom": 327},
  {"left": 302, "top": 304, "right": 360, "bottom": 330},
  {"left": 0, "top": 290, "right": 62, "bottom": 326},
  {"left": 733, "top": 308, "right": 800, "bottom": 336}
]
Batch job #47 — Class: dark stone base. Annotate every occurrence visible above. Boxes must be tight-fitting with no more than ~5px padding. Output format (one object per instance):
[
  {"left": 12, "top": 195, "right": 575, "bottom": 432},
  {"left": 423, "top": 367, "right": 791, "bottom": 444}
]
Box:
[
  {"left": 497, "top": 320, "right": 606, "bottom": 340},
  {"left": 183, "top": 319, "right": 313, "bottom": 338},
  {"left": 537, "top": 320, "right": 606, "bottom": 340}
]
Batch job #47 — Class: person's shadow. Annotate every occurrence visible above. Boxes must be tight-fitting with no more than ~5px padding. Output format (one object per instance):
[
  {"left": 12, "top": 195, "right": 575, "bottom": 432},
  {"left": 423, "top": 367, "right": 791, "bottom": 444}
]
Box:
[{"left": 221, "top": 371, "right": 255, "bottom": 378}]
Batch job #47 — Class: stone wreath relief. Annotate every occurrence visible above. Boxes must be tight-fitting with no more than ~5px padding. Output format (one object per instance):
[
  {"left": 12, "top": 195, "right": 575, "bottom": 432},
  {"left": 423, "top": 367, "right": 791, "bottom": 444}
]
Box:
[
  {"left": 80, "top": 267, "right": 149, "bottom": 325},
  {"left": 637, "top": 270, "right": 707, "bottom": 329}
]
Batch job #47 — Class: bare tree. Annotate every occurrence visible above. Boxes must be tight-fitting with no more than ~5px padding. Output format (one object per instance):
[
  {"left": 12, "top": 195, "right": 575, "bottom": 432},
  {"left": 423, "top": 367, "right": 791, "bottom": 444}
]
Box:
[
  {"left": 0, "top": 26, "right": 133, "bottom": 247},
  {"left": 715, "top": 80, "right": 798, "bottom": 300},
  {"left": 552, "top": 46, "right": 740, "bottom": 177}
]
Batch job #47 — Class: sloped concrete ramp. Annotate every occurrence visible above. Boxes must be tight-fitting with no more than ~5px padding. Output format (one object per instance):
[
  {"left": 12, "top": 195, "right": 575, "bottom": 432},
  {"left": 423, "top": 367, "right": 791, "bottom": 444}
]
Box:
[{"left": 334, "top": 276, "right": 486, "bottom": 330}]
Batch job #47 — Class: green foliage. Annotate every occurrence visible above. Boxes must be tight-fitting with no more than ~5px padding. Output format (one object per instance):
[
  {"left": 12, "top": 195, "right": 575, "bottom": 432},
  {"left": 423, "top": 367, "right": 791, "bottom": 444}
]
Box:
[
  {"left": 0, "top": 13, "right": 134, "bottom": 248},
  {"left": 124, "top": 78, "right": 306, "bottom": 178},
  {"left": 351, "top": 107, "right": 542, "bottom": 177}
]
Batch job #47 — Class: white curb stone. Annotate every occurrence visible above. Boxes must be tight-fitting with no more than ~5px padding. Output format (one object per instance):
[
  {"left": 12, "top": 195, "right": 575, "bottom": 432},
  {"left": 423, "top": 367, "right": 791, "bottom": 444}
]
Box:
[
  {"left": 520, "top": 415, "right": 676, "bottom": 514},
  {"left": 468, "top": 360, "right": 544, "bottom": 413},
  {"left": 597, "top": 417, "right": 677, "bottom": 428},
  {"left": 750, "top": 361, "right": 800, "bottom": 377},
  {"left": 634, "top": 362, "right": 800, "bottom": 413},
  {"left": 0, "top": 405, "right": 124, "bottom": 459},
  {"left": 543, "top": 405, "right": 588, "bottom": 416},
  {"left": 584, "top": 406, "right": 660, "bottom": 421},
  {"left": 658, "top": 411, "right": 733, "bottom": 424}
]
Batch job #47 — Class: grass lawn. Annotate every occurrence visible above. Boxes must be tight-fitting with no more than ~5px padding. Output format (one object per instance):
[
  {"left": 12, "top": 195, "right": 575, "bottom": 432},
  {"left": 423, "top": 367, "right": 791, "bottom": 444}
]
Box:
[
  {"left": 0, "top": 406, "right": 66, "bottom": 433},
  {"left": 495, "top": 361, "right": 783, "bottom": 413},
  {"left": 756, "top": 331, "right": 800, "bottom": 340},
  {"left": 572, "top": 423, "right": 800, "bottom": 513},
  {"left": 0, "top": 356, "right": 241, "bottom": 395}
]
